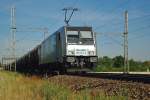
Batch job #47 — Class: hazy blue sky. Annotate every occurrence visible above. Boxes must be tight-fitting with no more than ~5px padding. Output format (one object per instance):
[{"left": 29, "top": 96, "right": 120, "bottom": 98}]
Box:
[{"left": 0, "top": 0, "right": 150, "bottom": 61}]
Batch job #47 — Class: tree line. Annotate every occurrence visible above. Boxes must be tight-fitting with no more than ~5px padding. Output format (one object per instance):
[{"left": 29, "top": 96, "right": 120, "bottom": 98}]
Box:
[{"left": 95, "top": 55, "right": 150, "bottom": 72}]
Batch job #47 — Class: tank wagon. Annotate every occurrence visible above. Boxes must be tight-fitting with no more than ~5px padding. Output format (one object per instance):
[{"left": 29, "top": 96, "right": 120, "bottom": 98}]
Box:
[{"left": 16, "top": 26, "right": 98, "bottom": 73}]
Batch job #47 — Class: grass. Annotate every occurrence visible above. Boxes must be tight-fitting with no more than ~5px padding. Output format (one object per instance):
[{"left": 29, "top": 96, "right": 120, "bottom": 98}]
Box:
[
  {"left": 93, "top": 65, "right": 124, "bottom": 72},
  {"left": 0, "top": 71, "right": 126, "bottom": 100},
  {"left": 93, "top": 65, "right": 150, "bottom": 72}
]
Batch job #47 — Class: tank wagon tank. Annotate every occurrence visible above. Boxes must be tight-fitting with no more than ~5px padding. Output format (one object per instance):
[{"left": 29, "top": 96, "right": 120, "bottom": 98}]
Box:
[{"left": 16, "top": 26, "right": 98, "bottom": 73}]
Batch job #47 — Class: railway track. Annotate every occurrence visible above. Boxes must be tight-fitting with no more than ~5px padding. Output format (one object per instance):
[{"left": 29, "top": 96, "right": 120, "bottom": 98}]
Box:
[{"left": 66, "top": 72, "right": 150, "bottom": 84}]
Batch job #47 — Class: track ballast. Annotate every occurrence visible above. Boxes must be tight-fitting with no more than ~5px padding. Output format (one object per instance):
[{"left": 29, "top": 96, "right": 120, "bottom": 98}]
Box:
[{"left": 66, "top": 72, "right": 150, "bottom": 84}]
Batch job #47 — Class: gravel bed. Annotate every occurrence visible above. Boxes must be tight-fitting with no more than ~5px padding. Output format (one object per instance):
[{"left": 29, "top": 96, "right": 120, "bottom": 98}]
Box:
[{"left": 48, "top": 75, "right": 150, "bottom": 100}]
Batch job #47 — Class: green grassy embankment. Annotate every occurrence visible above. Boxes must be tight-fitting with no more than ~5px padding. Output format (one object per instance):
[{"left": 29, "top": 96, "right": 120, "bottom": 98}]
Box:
[
  {"left": 94, "top": 65, "right": 150, "bottom": 72},
  {"left": 93, "top": 65, "right": 123, "bottom": 72}
]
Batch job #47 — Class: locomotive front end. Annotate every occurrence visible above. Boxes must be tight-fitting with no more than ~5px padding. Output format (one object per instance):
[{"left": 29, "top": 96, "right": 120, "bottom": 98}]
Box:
[{"left": 65, "top": 26, "right": 97, "bottom": 68}]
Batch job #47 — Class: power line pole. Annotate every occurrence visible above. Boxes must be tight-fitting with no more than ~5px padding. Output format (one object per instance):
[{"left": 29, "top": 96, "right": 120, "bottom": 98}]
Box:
[
  {"left": 11, "top": 5, "right": 16, "bottom": 71},
  {"left": 44, "top": 27, "right": 48, "bottom": 40},
  {"left": 123, "top": 10, "right": 129, "bottom": 73}
]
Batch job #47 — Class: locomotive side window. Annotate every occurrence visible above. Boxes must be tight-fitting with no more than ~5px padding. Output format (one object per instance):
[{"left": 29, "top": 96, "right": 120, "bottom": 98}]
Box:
[{"left": 58, "top": 32, "right": 60, "bottom": 40}]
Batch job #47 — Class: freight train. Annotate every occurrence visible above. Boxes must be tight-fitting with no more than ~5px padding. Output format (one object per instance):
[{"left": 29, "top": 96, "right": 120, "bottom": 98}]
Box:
[{"left": 11, "top": 26, "right": 98, "bottom": 73}]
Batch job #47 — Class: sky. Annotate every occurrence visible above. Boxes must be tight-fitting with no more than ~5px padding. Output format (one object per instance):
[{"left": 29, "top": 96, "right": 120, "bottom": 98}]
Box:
[{"left": 0, "top": 0, "right": 150, "bottom": 61}]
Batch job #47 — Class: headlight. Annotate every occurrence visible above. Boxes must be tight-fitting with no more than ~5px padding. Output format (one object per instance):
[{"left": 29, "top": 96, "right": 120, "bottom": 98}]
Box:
[
  {"left": 67, "top": 57, "right": 75, "bottom": 62},
  {"left": 88, "top": 51, "right": 94, "bottom": 55},
  {"left": 68, "top": 50, "right": 75, "bottom": 55}
]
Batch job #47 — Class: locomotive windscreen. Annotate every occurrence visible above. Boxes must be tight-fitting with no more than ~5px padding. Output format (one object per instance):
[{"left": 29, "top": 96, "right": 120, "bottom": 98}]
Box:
[
  {"left": 80, "top": 31, "right": 92, "bottom": 38},
  {"left": 67, "top": 28, "right": 94, "bottom": 45},
  {"left": 67, "top": 31, "right": 79, "bottom": 44}
]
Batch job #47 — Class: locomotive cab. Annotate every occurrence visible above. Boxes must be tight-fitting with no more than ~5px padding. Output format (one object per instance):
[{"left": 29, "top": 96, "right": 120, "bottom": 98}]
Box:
[{"left": 65, "top": 26, "right": 97, "bottom": 69}]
